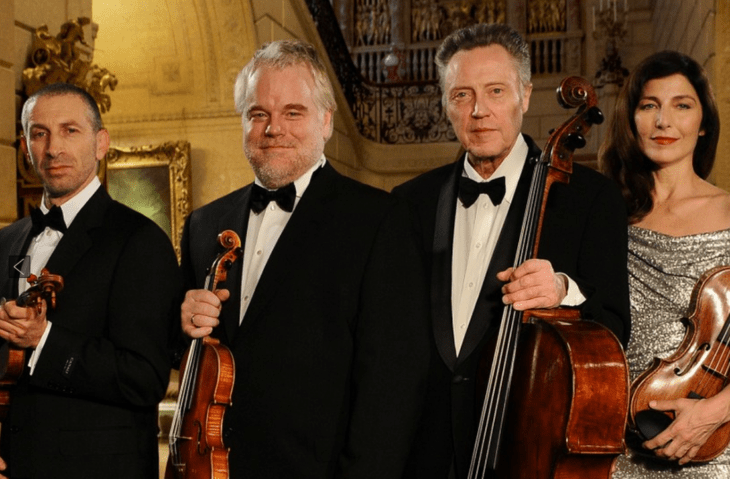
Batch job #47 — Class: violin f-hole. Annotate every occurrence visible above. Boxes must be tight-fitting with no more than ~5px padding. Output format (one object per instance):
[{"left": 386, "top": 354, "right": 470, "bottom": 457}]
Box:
[{"left": 674, "top": 342, "right": 709, "bottom": 376}]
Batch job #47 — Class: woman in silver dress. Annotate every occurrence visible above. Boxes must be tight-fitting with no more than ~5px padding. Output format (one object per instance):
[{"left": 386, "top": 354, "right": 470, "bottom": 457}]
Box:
[{"left": 600, "top": 50, "right": 730, "bottom": 477}]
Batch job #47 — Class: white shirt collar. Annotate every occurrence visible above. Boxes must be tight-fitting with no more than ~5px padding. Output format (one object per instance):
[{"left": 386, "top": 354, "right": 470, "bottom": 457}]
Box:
[
  {"left": 40, "top": 176, "right": 102, "bottom": 228},
  {"left": 464, "top": 134, "right": 528, "bottom": 206}
]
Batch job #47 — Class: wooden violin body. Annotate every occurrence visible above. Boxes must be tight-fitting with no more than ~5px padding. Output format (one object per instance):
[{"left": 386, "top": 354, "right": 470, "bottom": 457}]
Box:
[
  {"left": 166, "top": 336, "right": 235, "bottom": 479},
  {"left": 0, "top": 269, "right": 63, "bottom": 420},
  {"left": 166, "top": 230, "right": 242, "bottom": 479},
  {"left": 629, "top": 265, "right": 730, "bottom": 462},
  {"left": 468, "top": 77, "right": 629, "bottom": 479}
]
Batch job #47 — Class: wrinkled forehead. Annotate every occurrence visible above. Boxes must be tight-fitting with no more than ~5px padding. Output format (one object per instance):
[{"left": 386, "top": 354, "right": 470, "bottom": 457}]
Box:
[
  {"left": 444, "top": 45, "right": 523, "bottom": 91},
  {"left": 25, "top": 93, "right": 96, "bottom": 130}
]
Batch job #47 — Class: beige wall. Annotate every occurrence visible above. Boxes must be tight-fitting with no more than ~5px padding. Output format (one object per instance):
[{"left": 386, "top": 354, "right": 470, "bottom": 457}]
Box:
[
  {"left": 3, "top": 0, "right": 95, "bottom": 227},
  {"left": 716, "top": 1, "right": 730, "bottom": 192},
  {"left": 4, "top": 1, "right": 727, "bottom": 222},
  {"left": 651, "top": 0, "right": 728, "bottom": 191}
]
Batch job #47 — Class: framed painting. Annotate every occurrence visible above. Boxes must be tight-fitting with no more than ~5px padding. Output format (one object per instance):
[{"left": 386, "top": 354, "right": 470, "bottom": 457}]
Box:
[{"left": 101, "top": 141, "right": 192, "bottom": 260}]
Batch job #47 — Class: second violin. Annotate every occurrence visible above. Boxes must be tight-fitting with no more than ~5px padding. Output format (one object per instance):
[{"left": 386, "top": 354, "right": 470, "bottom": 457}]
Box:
[{"left": 630, "top": 265, "right": 730, "bottom": 462}]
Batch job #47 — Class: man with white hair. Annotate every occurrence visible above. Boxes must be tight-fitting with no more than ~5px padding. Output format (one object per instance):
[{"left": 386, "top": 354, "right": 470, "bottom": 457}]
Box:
[
  {"left": 393, "top": 23, "right": 630, "bottom": 479},
  {"left": 179, "top": 39, "right": 429, "bottom": 478}
]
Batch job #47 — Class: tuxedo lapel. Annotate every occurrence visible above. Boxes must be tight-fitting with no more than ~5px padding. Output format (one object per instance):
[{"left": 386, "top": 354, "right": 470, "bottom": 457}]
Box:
[
  {"left": 456, "top": 150, "right": 538, "bottom": 365},
  {"left": 215, "top": 187, "right": 251, "bottom": 345},
  {"left": 44, "top": 188, "right": 108, "bottom": 282},
  {"left": 431, "top": 159, "right": 462, "bottom": 371},
  {"left": 237, "top": 164, "right": 337, "bottom": 336}
]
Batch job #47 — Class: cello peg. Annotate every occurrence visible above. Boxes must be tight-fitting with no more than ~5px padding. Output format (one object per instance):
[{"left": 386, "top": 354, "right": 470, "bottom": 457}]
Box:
[{"left": 565, "top": 133, "right": 586, "bottom": 150}]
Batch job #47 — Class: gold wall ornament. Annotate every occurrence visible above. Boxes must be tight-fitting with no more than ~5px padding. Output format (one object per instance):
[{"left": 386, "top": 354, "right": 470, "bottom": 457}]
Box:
[
  {"left": 22, "top": 17, "right": 118, "bottom": 113},
  {"left": 101, "top": 141, "right": 192, "bottom": 261}
]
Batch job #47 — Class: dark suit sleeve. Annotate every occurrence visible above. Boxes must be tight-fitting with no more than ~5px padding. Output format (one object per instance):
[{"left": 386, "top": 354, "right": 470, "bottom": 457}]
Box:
[
  {"left": 545, "top": 173, "right": 631, "bottom": 348},
  {"left": 576, "top": 179, "right": 630, "bottom": 347},
  {"left": 338, "top": 199, "right": 431, "bottom": 479},
  {"left": 29, "top": 220, "right": 181, "bottom": 407}
]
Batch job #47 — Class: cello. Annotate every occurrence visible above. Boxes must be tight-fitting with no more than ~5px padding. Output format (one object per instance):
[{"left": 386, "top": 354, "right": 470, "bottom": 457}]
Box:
[
  {"left": 0, "top": 269, "right": 64, "bottom": 420},
  {"left": 166, "top": 230, "right": 242, "bottom": 479},
  {"left": 468, "top": 77, "right": 629, "bottom": 478},
  {"left": 630, "top": 265, "right": 730, "bottom": 462}
]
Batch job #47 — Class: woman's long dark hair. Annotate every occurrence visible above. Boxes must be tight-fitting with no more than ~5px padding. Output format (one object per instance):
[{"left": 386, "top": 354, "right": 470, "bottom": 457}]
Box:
[{"left": 598, "top": 50, "right": 720, "bottom": 223}]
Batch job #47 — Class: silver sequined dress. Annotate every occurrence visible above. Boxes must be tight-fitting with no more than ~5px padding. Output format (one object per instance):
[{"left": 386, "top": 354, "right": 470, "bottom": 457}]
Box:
[{"left": 612, "top": 226, "right": 730, "bottom": 478}]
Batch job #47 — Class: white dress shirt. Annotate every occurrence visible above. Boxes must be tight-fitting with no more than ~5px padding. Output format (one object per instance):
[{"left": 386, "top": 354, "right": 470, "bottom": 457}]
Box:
[
  {"left": 451, "top": 135, "right": 584, "bottom": 354},
  {"left": 23, "top": 176, "right": 102, "bottom": 373},
  {"left": 239, "top": 157, "right": 325, "bottom": 323}
]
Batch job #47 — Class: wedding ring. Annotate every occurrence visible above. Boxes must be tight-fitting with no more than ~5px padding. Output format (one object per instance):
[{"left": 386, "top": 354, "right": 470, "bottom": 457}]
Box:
[{"left": 191, "top": 314, "right": 196, "bottom": 326}]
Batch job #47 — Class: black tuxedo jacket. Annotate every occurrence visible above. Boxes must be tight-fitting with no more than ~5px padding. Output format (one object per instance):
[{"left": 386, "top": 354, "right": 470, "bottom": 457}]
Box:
[
  {"left": 0, "top": 187, "right": 181, "bottom": 479},
  {"left": 180, "top": 163, "right": 430, "bottom": 478},
  {"left": 392, "top": 136, "right": 630, "bottom": 479}
]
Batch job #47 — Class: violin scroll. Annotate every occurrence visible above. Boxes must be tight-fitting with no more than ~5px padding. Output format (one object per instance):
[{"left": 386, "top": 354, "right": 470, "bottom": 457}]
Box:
[
  {"left": 205, "top": 230, "right": 243, "bottom": 292},
  {"left": 15, "top": 269, "right": 64, "bottom": 314}
]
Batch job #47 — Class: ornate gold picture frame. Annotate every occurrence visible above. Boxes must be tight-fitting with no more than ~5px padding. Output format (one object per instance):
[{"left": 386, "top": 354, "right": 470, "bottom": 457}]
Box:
[{"left": 100, "top": 141, "right": 192, "bottom": 260}]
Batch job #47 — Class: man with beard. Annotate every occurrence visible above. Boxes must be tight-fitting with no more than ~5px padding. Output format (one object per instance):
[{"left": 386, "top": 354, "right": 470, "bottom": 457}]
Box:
[
  {"left": 178, "top": 39, "right": 429, "bottom": 478},
  {"left": 0, "top": 83, "right": 180, "bottom": 478},
  {"left": 392, "top": 23, "right": 630, "bottom": 479}
]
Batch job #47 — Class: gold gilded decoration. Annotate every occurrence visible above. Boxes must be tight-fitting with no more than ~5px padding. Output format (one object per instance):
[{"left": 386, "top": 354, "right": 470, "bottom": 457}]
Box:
[
  {"left": 22, "top": 17, "right": 118, "bottom": 113},
  {"left": 102, "top": 142, "right": 192, "bottom": 260},
  {"left": 355, "top": 0, "right": 392, "bottom": 46},
  {"left": 410, "top": 0, "right": 506, "bottom": 43},
  {"left": 527, "top": 0, "right": 567, "bottom": 34}
]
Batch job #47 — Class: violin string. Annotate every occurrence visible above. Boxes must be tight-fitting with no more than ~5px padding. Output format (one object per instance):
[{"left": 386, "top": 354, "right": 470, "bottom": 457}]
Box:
[
  {"left": 169, "top": 264, "right": 218, "bottom": 464},
  {"left": 695, "top": 306, "right": 730, "bottom": 398},
  {"left": 689, "top": 274, "right": 730, "bottom": 399}
]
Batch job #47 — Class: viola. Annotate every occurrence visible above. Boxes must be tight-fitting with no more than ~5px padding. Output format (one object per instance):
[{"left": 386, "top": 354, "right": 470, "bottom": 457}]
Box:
[
  {"left": 630, "top": 265, "right": 730, "bottom": 462},
  {"left": 0, "top": 269, "right": 64, "bottom": 420},
  {"left": 166, "top": 230, "right": 242, "bottom": 479},
  {"left": 469, "top": 77, "right": 629, "bottom": 478}
]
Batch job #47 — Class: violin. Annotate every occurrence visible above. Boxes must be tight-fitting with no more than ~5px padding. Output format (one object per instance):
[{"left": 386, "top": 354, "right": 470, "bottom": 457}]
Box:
[
  {"left": 630, "top": 265, "right": 730, "bottom": 462},
  {"left": 0, "top": 269, "right": 64, "bottom": 419},
  {"left": 469, "top": 77, "right": 629, "bottom": 478},
  {"left": 166, "top": 230, "right": 242, "bottom": 479}
]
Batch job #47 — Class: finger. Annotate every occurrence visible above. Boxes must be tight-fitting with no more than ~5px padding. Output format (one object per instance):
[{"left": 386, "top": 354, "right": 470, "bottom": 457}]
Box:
[
  {"left": 679, "top": 445, "right": 701, "bottom": 465},
  {"left": 496, "top": 268, "right": 515, "bottom": 282},
  {"left": 214, "top": 289, "right": 230, "bottom": 302},
  {"left": 649, "top": 399, "right": 677, "bottom": 412},
  {"left": 184, "top": 289, "right": 223, "bottom": 308},
  {"left": 186, "top": 326, "right": 213, "bottom": 339},
  {"left": 508, "top": 296, "right": 556, "bottom": 311}
]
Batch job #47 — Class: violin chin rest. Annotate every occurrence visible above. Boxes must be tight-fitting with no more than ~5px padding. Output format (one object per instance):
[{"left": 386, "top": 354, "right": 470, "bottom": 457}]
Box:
[{"left": 635, "top": 409, "right": 673, "bottom": 441}]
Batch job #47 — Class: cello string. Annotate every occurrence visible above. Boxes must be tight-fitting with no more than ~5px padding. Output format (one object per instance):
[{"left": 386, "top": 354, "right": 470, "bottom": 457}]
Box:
[{"left": 472, "top": 160, "right": 546, "bottom": 476}]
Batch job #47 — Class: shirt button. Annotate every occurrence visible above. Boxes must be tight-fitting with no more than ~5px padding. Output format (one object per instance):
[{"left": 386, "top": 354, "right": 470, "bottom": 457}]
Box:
[
  {"left": 460, "top": 323, "right": 466, "bottom": 329},
  {"left": 256, "top": 250, "right": 262, "bottom": 255},
  {"left": 475, "top": 242, "right": 482, "bottom": 249},
  {"left": 244, "top": 295, "right": 249, "bottom": 301},
  {"left": 468, "top": 282, "right": 474, "bottom": 288},
  {"left": 269, "top": 204, "right": 275, "bottom": 211},
  {"left": 46, "top": 229, "right": 53, "bottom": 236}
]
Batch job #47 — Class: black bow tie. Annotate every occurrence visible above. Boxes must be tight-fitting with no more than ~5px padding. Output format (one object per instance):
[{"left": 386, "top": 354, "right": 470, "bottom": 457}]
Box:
[
  {"left": 250, "top": 183, "right": 296, "bottom": 214},
  {"left": 30, "top": 205, "right": 67, "bottom": 236},
  {"left": 458, "top": 176, "right": 506, "bottom": 208}
]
